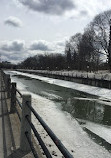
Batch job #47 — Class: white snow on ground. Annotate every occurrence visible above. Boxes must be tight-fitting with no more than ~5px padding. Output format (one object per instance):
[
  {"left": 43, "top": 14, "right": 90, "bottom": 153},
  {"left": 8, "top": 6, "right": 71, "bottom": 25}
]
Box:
[
  {"left": 18, "top": 69, "right": 111, "bottom": 80},
  {"left": 7, "top": 71, "right": 111, "bottom": 158},
  {"left": 81, "top": 121, "right": 111, "bottom": 144}
]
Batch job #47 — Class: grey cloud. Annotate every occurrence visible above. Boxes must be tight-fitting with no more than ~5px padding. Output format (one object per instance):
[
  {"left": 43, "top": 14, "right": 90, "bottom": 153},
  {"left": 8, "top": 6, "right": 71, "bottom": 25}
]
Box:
[
  {"left": 4, "top": 16, "right": 23, "bottom": 27},
  {"left": 56, "top": 41, "right": 65, "bottom": 46},
  {"left": 2, "top": 54, "right": 25, "bottom": 63},
  {"left": 30, "top": 41, "right": 51, "bottom": 51},
  {"left": 0, "top": 39, "right": 65, "bottom": 63},
  {"left": 80, "top": 10, "right": 88, "bottom": 16},
  {"left": 3, "top": 54, "right": 19, "bottom": 61},
  {"left": 1, "top": 40, "right": 25, "bottom": 52},
  {"left": 19, "top": 0, "right": 75, "bottom": 15},
  {"left": 69, "top": 10, "right": 88, "bottom": 20},
  {"left": 0, "top": 49, "right": 27, "bottom": 63}
]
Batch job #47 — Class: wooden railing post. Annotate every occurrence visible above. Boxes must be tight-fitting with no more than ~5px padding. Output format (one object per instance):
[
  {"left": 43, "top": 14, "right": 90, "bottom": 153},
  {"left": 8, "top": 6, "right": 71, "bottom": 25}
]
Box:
[
  {"left": 4, "top": 74, "right": 7, "bottom": 88},
  {"left": 10, "top": 82, "right": 16, "bottom": 113},
  {"left": 20, "top": 94, "right": 31, "bottom": 152},
  {"left": 7, "top": 75, "right": 11, "bottom": 98}
]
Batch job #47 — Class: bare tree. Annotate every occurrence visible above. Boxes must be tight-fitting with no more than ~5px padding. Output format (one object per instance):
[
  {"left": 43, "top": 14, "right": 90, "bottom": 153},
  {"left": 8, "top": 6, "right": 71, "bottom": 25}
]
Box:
[
  {"left": 78, "top": 25, "right": 101, "bottom": 71},
  {"left": 91, "top": 10, "right": 111, "bottom": 70},
  {"left": 69, "top": 33, "right": 82, "bottom": 54},
  {"left": 65, "top": 33, "right": 82, "bottom": 70}
]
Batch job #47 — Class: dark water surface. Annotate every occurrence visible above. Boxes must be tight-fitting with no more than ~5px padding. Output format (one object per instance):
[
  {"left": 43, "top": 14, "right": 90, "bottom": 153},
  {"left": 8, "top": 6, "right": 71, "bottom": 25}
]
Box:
[{"left": 10, "top": 73, "right": 111, "bottom": 126}]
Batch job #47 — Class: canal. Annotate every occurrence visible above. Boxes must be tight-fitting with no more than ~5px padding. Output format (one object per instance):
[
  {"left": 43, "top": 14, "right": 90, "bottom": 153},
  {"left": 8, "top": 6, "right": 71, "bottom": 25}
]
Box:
[
  {"left": 5, "top": 70, "right": 111, "bottom": 157},
  {"left": 8, "top": 71, "right": 111, "bottom": 126}
]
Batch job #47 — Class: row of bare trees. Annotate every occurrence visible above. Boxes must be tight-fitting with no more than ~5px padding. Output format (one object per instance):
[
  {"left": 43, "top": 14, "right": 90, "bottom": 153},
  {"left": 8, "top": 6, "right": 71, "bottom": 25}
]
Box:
[
  {"left": 19, "top": 10, "right": 111, "bottom": 71},
  {"left": 19, "top": 53, "right": 66, "bottom": 70},
  {"left": 65, "top": 10, "right": 111, "bottom": 71}
]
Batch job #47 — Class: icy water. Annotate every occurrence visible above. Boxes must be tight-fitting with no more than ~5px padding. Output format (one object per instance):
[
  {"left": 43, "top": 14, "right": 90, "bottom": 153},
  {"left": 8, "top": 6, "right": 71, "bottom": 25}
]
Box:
[{"left": 9, "top": 72, "right": 111, "bottom": 126}]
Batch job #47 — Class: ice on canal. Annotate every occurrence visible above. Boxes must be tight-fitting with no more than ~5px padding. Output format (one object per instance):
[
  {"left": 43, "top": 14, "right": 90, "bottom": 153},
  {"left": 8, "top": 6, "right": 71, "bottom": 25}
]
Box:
[
  {"left": 11, "top": 71, "right": 111, "bottom": 101},
  {"left": 7, "top": 71, "right": 111, "bottom": 158}
]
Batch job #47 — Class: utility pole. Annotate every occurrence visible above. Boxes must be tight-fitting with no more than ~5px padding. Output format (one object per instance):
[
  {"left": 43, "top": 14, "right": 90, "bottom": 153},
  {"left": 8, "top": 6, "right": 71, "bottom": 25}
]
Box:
[
  {"left": 67, "top": 47, "right": 71, "bottom": 70},
  {"left": 0, "top": 54, "right": 1, "bottom": 63}
]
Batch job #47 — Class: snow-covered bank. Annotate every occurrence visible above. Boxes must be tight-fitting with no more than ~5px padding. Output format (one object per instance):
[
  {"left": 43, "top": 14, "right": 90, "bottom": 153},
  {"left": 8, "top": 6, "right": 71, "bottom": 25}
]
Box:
[
  {"left": 11, "top": 71, "right": 111, "bottom": 101},
  {"left": 18, "top": 69, "right": 111, "bottom": 80},
  {"left": 10, "top": 74, "right": 111, "bottom": 158},
  {"left": 81, "top": 120, "right": 111, "bottom": 144}
]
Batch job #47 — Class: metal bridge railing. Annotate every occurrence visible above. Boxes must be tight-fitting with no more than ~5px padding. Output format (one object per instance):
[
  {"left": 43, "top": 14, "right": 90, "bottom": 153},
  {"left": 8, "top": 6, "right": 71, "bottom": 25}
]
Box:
[
  {"left": 25, "top": 131, "right": 39, "bottom": 158},
  {"left": 1, "top": 70, "right": 74, "bottom": 158},
  {"left": 26, "top": 101, "right": 73, "bottom": 158}
]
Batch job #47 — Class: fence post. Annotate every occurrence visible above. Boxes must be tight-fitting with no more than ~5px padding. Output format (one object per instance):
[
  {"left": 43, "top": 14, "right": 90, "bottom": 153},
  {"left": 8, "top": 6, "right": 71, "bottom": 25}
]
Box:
[
  {"left": 20, "top": 94, "right": 31, "bottom": 152},
  {"left": 10, "top": 82, "right": 16, "bottom": 113},
  {"left": 7, "top": 75, "right": 11, "bottom": 98},
  {"left": 4, "top": 74, "right": 7, "bottom": 89}
]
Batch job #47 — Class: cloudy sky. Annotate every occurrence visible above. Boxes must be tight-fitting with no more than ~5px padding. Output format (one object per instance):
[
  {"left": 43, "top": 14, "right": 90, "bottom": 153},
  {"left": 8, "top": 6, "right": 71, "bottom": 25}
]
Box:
[{"left": 0, "top": 0, "right": 111, "bottom": 63}]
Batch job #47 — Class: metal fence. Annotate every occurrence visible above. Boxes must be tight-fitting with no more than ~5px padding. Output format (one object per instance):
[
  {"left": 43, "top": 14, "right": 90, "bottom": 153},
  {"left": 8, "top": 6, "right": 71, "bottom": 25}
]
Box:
[{"left": 1, "top": 70, "right": 73, "bottom": 158}]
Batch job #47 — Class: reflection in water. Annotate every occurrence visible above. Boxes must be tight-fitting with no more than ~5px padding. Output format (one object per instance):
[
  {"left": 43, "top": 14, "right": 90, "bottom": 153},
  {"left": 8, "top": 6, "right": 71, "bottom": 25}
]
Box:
[{"left": 10, "top": 73, "right": 111, "bottom": 126}]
